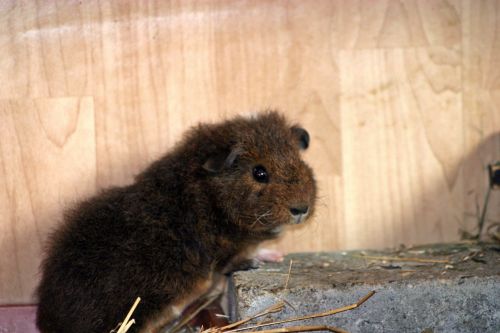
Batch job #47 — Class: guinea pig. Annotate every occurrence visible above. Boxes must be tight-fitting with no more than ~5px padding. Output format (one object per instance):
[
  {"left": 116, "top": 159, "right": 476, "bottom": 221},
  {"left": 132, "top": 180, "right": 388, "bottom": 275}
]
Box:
[{"left": 36, "top": 111, "right": 317, "bottom": 333}]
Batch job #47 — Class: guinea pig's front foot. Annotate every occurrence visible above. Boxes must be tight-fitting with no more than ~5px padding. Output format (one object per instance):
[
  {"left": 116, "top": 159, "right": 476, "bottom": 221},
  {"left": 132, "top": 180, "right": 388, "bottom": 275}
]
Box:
[
  {"left": 255, "top": 248, "right": 284, "bottom": 263},
  {"left": 229, "top": 249, "right": 285, "bottom": 272},
  {"left": 224, "top": 248, "right": 284, "bottom": 274}
]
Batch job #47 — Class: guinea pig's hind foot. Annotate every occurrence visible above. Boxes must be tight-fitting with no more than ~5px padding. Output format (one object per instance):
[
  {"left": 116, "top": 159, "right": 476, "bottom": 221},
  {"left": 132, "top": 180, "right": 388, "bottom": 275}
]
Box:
[{"left": 230, "top": 258, "right": 261, "bottom": 272}]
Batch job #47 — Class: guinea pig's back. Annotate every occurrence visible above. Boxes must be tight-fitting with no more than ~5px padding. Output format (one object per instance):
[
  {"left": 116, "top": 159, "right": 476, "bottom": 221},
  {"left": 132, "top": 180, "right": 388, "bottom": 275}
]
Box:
[{"left": 36, "top": 187, "right": 144, "bottom": 333}]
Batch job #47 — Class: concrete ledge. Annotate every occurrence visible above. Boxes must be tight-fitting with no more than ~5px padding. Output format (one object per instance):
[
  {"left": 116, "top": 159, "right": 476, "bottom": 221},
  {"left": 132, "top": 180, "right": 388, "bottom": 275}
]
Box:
[{"left": 229, "top": 242, "right": 500, "bottom": 333}]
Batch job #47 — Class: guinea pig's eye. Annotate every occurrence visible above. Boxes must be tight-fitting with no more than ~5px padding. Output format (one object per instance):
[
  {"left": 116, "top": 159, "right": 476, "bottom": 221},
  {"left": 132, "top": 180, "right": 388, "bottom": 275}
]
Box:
[{"left": 252, "top": 165, "right": 269, "bottom": 183}]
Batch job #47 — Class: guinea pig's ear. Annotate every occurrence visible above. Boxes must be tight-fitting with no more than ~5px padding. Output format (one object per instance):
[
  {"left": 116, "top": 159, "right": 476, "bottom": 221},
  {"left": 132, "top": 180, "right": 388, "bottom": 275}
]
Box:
[
  {"left": 291, "top": 126, "right": 310, "bottom": 150},
  {"left": 202, "top": 147, "right": 242, "bottom": 173}
]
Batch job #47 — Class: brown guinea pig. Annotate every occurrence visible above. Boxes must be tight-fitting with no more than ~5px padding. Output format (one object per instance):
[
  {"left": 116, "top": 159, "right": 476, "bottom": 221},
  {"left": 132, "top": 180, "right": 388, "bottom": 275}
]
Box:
[{"left": 36, "top": 111, "right": 316, "bottom": 333}]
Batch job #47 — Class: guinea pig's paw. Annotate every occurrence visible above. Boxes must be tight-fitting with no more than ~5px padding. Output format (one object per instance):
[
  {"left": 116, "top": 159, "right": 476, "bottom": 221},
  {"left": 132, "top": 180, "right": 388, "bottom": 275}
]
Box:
[
  {"left": 228, "top": 258, "right": 261, "bottom": 272},
  {"left": 256, "top": 248, "right": 284, "bottom": 263},
  {"left": 241, "top": 258, "right": 262, "bottom": 270}
]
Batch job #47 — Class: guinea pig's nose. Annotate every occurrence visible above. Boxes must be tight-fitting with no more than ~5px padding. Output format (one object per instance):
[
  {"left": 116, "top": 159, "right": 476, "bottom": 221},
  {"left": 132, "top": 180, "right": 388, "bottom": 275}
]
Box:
[{"left": 290, "top": 206, "right": 309, "bottom": 217}]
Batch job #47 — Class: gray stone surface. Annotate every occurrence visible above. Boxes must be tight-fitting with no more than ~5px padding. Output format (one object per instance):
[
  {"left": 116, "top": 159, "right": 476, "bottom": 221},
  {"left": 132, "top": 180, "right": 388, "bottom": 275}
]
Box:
[{"left": 229, "top": 242, "right": 500, "bottom": 333}]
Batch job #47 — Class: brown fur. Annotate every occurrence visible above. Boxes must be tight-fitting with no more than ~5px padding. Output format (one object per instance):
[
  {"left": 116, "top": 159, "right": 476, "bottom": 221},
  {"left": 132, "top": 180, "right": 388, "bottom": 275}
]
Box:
[{"left": 36, "top": 111, "right": 316, "bottom": 333}]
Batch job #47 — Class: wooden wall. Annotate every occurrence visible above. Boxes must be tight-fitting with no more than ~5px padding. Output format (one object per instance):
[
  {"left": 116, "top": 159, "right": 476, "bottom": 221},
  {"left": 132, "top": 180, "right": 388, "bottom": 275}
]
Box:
[{"left": 1, "top": 0, "right": 499, "bottom": 304}]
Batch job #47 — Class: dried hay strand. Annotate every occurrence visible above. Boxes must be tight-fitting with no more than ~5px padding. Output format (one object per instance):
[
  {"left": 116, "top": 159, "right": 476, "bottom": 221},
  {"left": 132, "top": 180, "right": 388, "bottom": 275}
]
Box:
[
  {"left": 219, "top": 302, "right": 286, "bottom": 331},
  {"left": 111, "top": 297, "right": 141, "bottom": 333},
  {"left": 226, "top": 325, "right": 350, "bottom": 333},
  {"left": 111, "top": 258, "right": 376, "bottom": 333},
  {"left": 353, "top": 254, "right": 450, "bottom": 264},
  {"left": 168, "top": 293, "right": 225, "bottom": 333},
  {"left": 111, "top": 288, "right": 375, "bottom": 333},
  {"left": 283, "top": 259, "right": 293, "bottom": 291},
  {"left": 202, "top": 290, "right": 376, "bottom": 333}
]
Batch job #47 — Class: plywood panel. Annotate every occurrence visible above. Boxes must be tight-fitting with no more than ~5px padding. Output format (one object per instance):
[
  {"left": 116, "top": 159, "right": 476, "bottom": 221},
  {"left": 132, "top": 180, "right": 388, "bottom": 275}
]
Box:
[
  {"left": 0, "top": 97, "right": 95, "bottom": 304},
  {"left": 0, "top": 0, "right": 498, "bottom": 304}
]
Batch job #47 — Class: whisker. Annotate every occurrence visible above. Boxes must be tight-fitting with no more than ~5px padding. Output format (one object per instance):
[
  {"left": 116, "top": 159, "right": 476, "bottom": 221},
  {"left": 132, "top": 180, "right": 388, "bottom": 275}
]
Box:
[{"left": 250, "top": 209, "right": 274, "bottom": 227}]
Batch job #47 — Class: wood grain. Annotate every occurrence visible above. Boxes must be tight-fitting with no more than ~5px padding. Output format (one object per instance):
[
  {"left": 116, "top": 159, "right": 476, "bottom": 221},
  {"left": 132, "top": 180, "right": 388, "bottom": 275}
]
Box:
[
  {"left": 330, "top": 0, "right": 461, "bottom": 49},
  {"left": 0, "top": 97, "right": 95, "bottom": 304},
  {"left": 339, "top": 47, "right": 463, "bottom": 249},
  {"left": 0, "top": 0, "right": 498, "bottom": 304}
]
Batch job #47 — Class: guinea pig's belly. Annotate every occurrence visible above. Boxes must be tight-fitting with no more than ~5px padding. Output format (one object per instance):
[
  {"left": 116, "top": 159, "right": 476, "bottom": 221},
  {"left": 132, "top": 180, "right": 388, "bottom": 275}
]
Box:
[{"left": 139, "top": 274, "right": 224, "bottom": 333}]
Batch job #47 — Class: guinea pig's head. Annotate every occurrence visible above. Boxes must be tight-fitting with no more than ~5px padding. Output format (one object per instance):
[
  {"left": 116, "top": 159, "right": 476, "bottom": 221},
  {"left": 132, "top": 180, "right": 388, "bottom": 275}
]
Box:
[{"left": 200, "top": 111, "right": 316, "bottom": 235}]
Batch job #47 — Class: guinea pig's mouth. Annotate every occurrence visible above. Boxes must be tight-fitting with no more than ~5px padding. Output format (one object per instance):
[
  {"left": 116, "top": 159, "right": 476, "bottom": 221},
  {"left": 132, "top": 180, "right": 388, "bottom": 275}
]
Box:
[
  {"left": 246, "top": 207, "right": 309, "bottom": 231},
  {"left": 289, "top": 216, "right": 305, "bottom": 225},
  {"left": 289, "top": 210, "right": 309, "bottom": 225}
]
